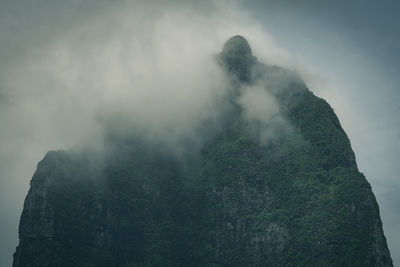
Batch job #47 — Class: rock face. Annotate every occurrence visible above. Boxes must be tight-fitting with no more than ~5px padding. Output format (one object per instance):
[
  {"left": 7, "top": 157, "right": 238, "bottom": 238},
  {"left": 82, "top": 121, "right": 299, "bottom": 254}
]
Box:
[{"left": 13, "top": 36, "right": 393, "bottom": 267}]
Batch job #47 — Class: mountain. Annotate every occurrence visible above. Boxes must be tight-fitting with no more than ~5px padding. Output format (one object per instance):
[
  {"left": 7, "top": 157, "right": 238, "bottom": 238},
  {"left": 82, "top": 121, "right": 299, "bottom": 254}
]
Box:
[{"left": 13, "top": 36, "right": 393, "bottom": 267}]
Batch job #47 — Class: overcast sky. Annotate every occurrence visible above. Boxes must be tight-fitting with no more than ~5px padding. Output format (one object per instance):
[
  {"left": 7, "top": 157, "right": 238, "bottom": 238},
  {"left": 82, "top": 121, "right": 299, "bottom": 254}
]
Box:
[{"left": 0, "top": 1, "right": 399, "bottom": 266}]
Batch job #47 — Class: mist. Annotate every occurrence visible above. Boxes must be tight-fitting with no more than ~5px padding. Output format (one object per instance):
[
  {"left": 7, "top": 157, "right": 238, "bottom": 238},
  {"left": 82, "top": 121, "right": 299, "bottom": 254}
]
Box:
[
  {"left": 0, "top": 0, "right": 295, "bottom": 153},
  {"left": 0, "top": 1, "right": 299, "bottom": 265}
]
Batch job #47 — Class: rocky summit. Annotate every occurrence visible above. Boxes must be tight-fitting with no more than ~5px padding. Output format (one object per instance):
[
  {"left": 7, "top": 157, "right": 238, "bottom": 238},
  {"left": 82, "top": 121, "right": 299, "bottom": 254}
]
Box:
[
  {"left": 219, "top": 35, "right": 257, "bottom": 82},
  {"left": 13, "top": 36, "right": 393, "bottom": 267}
]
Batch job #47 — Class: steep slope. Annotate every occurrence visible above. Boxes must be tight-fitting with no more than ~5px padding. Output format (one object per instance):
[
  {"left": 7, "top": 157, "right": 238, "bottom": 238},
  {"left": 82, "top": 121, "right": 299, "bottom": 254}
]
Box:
[{"left": 13, "top": 36, "right": 392, "bottom": 267}]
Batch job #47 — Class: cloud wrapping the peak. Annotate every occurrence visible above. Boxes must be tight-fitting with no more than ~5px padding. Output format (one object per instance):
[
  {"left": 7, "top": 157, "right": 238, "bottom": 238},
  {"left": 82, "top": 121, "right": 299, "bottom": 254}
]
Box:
[
  {"left": 238, "top": 82, "right": 289, "bottom": 145},
  {"left": 0, "top": 0, "right": 291, "bottom": 152},
  {"left": 0, "top": 1, "right": 307, "bottom": 266}
]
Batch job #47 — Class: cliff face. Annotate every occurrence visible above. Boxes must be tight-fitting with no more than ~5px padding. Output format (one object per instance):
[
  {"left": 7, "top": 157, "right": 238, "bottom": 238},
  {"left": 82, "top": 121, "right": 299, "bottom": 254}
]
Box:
[{"left": 13, "top": 36, "right": 393, "bottom": 267}]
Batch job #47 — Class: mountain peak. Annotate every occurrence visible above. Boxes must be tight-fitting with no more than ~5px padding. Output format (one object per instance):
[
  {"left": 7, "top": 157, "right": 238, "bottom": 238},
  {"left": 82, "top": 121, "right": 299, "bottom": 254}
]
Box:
[
  {"left": 222, "top": 35, "right": 253, "bottom": 57},
  {"left": 13, "top": 34, "right": 393, "bottom": 267},
  {"left": 220, "top": 35, "right": 256, "bottom": 82}
]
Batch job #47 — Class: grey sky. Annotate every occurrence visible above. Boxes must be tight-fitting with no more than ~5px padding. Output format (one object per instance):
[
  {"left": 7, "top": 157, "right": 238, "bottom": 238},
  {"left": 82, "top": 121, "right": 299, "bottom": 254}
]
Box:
[{"left": 1, "top": 1, "right": 399, "bottom": 266}]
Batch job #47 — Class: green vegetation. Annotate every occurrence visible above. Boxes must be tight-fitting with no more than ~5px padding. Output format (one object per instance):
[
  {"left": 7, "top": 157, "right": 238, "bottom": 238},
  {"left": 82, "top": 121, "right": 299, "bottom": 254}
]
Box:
[
  {"left": 13, "top": 87, "right": 392, "bottom": 266},
  {"left": 13, "top": 36, "right": 392, "bottom": 266}
]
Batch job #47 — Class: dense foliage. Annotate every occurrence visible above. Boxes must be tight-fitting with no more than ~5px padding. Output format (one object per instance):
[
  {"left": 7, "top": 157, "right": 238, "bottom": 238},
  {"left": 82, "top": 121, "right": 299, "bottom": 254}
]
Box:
[{"left": 13, "top": 36, "right": 392, "bottom": 267}]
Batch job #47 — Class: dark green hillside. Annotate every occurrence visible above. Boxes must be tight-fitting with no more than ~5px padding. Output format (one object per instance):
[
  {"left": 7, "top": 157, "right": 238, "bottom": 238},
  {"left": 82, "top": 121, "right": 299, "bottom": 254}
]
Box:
[{"left": 13, "top": 36, "right": 392, "bottom": 267}]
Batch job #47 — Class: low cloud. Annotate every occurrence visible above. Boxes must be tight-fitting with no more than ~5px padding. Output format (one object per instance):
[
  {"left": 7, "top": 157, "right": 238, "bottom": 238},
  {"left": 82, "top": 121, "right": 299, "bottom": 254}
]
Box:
[
  {"left": 0, "top": 1, "right": 299, "bottom": 156},
  {"left": 237, "top": 81, "right": 290, "bottom": 145},
  {"left": 0, "top": 1, "right": 304, "bottom": 265}
]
